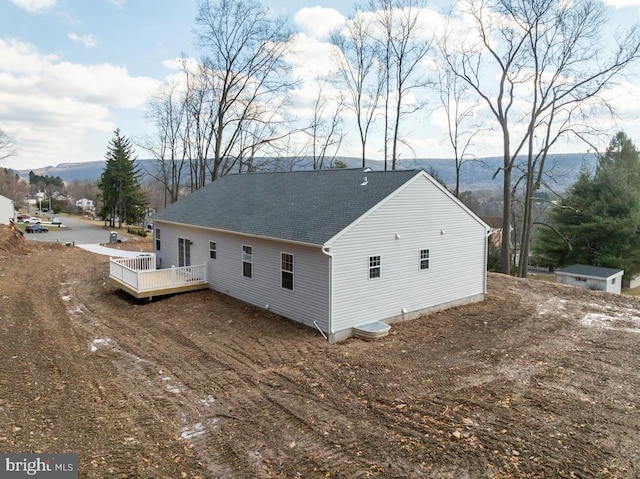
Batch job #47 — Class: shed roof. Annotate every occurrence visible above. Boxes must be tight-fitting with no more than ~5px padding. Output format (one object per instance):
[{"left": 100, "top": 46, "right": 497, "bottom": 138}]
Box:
[
  {"left": 555, "top": 264, "right": 623, "bottom": 279},
  {"left": 153, "top": 168, "right": 423, "bottom": 245}
]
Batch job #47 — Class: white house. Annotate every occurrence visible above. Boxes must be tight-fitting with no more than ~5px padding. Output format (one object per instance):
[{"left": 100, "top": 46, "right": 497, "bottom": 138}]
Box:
[
  {"left": 0, "top": 194, "right": 14, "bottom": 225},
  {"left": 151, "top": 168, "right": 489, "bottom": 343},
  {"left": 75, "top": 198, "right": 94, "bottom": 210},
  {"left": 555, "top": 264, "right": 624, "bottom": 294}
]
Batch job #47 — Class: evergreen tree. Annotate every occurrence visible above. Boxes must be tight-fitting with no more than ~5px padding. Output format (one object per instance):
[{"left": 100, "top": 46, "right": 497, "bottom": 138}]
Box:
[
  {"left": 533, "top": 132, "right": 640, "bottom": 276},
  {"left": 98, "top": 129, "right": 147, "bottom": 228}
]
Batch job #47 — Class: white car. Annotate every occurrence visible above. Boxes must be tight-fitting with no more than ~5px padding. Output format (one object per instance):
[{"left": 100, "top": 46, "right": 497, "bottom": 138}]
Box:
[{"left": 25, "top": 217, "right": 42, "bottom": 224}]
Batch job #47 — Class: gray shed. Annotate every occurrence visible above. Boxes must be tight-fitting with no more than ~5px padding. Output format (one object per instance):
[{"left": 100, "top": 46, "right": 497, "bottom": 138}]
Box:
[{"left": 555, "top": 264, "right": 624, "bottom": 294}]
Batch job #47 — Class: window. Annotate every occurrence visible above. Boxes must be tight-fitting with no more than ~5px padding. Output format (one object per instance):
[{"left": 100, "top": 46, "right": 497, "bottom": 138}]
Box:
[
  {"left": 209, "top": 241, "right": 217, "bottom": 260},
  {"left": 242, "top": 245, "right": 253, "bottom": 278},
  {"left": 612, "top": 277, "right": 616, "bottom": 285},
  {"left": 178, "top": 237, "right": 191, "bottom": 267},
  {"left": 369, "top": 255, "right": 381, "bottom": 279},
  {"left": 155, "top": 228, "right": 161, "bottom": 251},
  {"left": 281, "top": 253, "right": 294, "bottom": 290},
  {"left": 420, "top": 249, "right": 430, "bottom": 270}
]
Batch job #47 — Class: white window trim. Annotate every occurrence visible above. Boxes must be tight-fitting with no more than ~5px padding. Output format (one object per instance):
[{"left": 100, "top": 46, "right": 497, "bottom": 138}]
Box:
[
  {"left": 242, "top": 245, "right": 253, "bottom": 278},
  {"left": 281, "top": 252, "right": 294, "bottom": 291},
  {"left": 369, "top": 255, "right": 381, "bottom": 280},
  {"left": 420, "top": 249, "right": 430, "bottom": 271}
]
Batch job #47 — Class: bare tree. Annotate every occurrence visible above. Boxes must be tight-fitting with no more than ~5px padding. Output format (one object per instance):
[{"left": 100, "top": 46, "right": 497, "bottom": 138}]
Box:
[
  {"left": 434, "top": 60, "right": 484, "bottom": 198},
  {"left": 331, "top": 11, "right": 384, "bottom": 168},
  {"left": 440, "top": 0, "right": 640, "bottom": 275},
  {"left": 194, "top": 0, "right": 295, "bottom": 182},
  {"left": 0, "top": 129, "right": 15, "bottom": 162},
  {"left": 140, "top": 80, "right": 188, "bottom": 205},
  {"left": 513, "top": 0, "right": 640, "bottom": 277},
  {"left": 301, "top": 81, "right": 346, "bottom": 170},
  {"left": 372, "top": 0, "right": 433, "bottom": 170}
]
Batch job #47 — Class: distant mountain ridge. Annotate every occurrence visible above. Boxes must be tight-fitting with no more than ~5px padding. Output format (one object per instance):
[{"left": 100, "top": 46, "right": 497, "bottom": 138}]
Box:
[{"left": 17, "top": 153, "right": 597, "bottom": 192}]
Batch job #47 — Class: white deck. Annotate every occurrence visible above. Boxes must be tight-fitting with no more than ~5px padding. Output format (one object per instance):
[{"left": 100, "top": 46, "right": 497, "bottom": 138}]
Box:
[{"left": 109, "top": 253, "right": 208, "bottom": 299}]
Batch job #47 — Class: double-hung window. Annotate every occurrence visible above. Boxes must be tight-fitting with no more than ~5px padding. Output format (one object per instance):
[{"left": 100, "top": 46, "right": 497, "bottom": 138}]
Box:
[
  {"left": 242, "top": 245, "right": 253, "bottom": 278},
  {"left": 281, "top": 253, "right": 294, "bottom": 290},
  {"left": 155, "top": 228, "right": 161, "bottom": 251},
  {"left": 420, "top": 249, "right": 430, "bottom": 270},
  {"left": 209, "top": 241, "right": 217, "bottom": 260},
  {"left": 369, "top": 255, "right": 381, "bottom": 279}
]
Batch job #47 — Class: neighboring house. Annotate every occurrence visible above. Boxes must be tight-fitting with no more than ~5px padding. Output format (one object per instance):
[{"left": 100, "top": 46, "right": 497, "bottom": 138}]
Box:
[
  {"left": 555, "top": 264, "right": 624, "bottom": 294},
  {"left": 623, "top": 274, "right": 640, "bottom": 289},
  {"left": 75, "top": 198, "right": 95, "bottom": 210},
  {"left": 152, "top": 168, "right": 490, "bottom": 343},
  {"left": 0, "top": 194, "right": 14, "bottom": 225},
  {"left": 481, "top": 216, "right": 506, "bottom": 247}
]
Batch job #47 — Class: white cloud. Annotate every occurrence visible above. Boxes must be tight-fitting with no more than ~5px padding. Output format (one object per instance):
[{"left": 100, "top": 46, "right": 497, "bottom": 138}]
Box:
[
  {"left": 10, "top": 0, "right": 56, "bottom": 13},
  {"left": 68, "top": 33, "right": 96, "bottom": 48},
  {"left": 287, "top": 32, "right": 339, "bottom": 82},
  {"left": 600, "top": 0, "right": 640, "bottom": 7},
  {"left": 293, "top": 7, "right": 345, "bottom": 40},
  {"left": 0, "top": 37, "right": 159, "bottom": 169},
  {"left": 108, "top": 0, "right": 125, "bottom": 8}
]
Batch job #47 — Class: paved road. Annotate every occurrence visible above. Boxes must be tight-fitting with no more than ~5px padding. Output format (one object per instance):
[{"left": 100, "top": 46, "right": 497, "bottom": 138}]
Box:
[{"left": 23, "top": 216, "right": 130, "bottom": 245}]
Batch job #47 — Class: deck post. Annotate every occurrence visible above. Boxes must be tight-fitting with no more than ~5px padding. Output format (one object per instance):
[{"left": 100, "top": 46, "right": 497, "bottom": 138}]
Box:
[{"left": 171, "top": 265, "right": 176, "bottom": 286}]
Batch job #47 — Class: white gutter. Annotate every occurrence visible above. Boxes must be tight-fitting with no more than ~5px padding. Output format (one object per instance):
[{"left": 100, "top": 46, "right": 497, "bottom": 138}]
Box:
[{"left": 153, "top": 219, "right": 323, "bottom": 249}]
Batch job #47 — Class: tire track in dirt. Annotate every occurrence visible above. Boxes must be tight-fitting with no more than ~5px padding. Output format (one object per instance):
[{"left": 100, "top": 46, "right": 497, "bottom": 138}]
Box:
[{"left": 5, "top": 240, "right": 640, "bottom": 479}]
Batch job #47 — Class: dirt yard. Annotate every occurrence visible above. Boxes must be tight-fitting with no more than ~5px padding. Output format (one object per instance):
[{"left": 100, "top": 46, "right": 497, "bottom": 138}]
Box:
[{"left": 1, "top": 225, "right": 639, "bottom": 478}]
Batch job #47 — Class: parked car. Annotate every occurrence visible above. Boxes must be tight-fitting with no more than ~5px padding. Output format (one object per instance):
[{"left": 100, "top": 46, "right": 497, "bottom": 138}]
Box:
[
  {"left": 25, "top": 217, "right": 42, "bottom": 224},
  {"left": 51, "top": 217, "right": 62, "bottom": 226},
  {"left": 16, "top": 214, "right": 30, "bottom": 222},
  {"left": 26, "top": 224, "right": 49, "bottom": 233}
]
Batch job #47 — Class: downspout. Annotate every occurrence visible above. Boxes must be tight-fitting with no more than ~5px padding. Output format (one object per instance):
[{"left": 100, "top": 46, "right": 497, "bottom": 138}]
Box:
[
  {"left": 321, "top": 245, "right": 333, "bottom": 342},
  {"left": 484, "top": 227, "right": 490, "bottom": 293}
]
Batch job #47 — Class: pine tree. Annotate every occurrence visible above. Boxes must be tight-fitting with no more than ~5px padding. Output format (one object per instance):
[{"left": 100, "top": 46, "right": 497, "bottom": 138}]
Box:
[
  {"left": 533, "top": 132, "right": 640, "bottom": 276},
  {"left": 98, "top": 129, "right": 147, "bottom": 229}
]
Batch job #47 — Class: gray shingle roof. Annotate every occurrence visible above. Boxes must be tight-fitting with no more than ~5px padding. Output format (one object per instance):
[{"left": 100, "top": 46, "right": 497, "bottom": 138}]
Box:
[
  {"left": 555, "top": 264, "right": 623, "bottom": 278},
  {"left": 153, "top": 168, "right": 421, "bottom": 245}
]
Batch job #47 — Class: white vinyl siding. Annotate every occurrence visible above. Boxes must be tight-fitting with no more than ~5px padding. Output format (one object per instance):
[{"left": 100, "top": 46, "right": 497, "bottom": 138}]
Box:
[
  {"left": 329, "top": 174, "right": 487, "bottom": 333},
  {"left": 152, "top": 221, "right": 331, "bottom": 333},
  {"left": 211, "top": 234, "right": 330, "bottom": 332},
  {"left": 556, "top": 272, "right": 623, "bottom": 294},
  {"left": 0, "top": 195, "right": 14, "bottom": 225}
]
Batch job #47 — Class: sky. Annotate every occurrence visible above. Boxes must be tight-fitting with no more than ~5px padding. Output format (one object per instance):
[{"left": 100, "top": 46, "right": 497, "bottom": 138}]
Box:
[{"left": 1, "top": 0, "right": 640, "bottom": 171}]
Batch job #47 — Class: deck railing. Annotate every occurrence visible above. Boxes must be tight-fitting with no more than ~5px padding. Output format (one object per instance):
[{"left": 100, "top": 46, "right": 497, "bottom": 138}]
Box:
[{"left": 109, "top": 254, "right": 207, "bottom": 293}]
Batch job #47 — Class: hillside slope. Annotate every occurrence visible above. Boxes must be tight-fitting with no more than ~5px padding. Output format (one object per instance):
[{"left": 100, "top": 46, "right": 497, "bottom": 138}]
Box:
[
  {"left": 19, "top": 153, "right": 597, "bottom": 191},
  {"left": 1, "top": 226, "right": 638, "bottom": 478}
]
